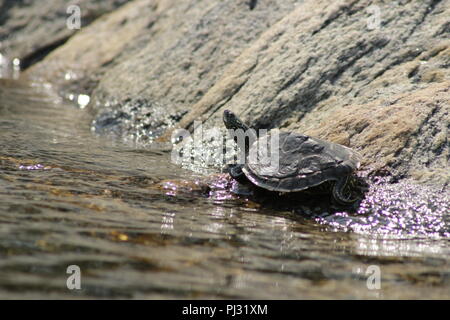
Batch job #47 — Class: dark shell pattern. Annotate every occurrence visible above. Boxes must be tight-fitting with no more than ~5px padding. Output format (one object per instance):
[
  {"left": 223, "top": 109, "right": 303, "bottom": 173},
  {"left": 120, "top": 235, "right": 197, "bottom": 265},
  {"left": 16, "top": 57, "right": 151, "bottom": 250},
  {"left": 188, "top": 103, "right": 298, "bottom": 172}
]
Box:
[{"left": 243, "top": 131, "right": 361, "bottom": 192}]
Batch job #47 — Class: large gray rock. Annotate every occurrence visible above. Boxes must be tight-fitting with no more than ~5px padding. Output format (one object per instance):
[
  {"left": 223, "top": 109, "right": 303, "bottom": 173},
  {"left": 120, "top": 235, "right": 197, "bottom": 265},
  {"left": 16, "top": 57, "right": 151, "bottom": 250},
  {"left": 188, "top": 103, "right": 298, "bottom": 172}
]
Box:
[
  {"left": 0, "top": 0, "right": 129, "bottom": 69},
  {"left": 25, "top": 0, "right": 303, "bottom": 140},
  {"left": 25, "top": 0, "right": 449, "bottom": 185},
  {"left": 169, "top": 0, "right": 449, "bottom": 184}
]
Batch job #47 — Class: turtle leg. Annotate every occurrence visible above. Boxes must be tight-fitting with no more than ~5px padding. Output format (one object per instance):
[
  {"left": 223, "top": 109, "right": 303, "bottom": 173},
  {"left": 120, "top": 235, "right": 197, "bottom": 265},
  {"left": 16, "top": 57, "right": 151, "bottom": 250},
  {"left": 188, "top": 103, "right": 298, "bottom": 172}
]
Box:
[
  {"left": 332, "top": 176, "right": 357, "bottom": 205},
  {"left": 228, "top": 164, "right": 248, "bottom": 184}
]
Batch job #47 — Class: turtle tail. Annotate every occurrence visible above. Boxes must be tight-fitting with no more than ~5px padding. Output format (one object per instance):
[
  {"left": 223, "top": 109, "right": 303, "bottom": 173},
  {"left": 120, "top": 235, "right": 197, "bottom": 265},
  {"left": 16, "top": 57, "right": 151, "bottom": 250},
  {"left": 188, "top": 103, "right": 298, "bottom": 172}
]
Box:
[{"left": 332, "top": 176, "right": 357, "bottom": 205}]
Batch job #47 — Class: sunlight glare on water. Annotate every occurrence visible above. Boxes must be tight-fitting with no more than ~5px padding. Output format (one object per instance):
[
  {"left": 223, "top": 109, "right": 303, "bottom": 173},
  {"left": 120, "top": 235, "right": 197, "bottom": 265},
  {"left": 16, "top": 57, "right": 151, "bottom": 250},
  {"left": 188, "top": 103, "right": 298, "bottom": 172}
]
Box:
[{"left": 0, "top": 78, "right": 449, "bottom": 299}]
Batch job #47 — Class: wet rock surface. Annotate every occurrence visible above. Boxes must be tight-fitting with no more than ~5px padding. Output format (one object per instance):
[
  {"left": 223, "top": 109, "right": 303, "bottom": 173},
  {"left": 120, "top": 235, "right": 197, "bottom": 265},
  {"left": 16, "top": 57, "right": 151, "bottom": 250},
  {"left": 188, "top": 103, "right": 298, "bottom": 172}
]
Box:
[
  {"left": 317, "top": 177, "right": 449, "bottom": 239},
  {"left": 154, "top": 172, "right": 449, "bottom": 240}
]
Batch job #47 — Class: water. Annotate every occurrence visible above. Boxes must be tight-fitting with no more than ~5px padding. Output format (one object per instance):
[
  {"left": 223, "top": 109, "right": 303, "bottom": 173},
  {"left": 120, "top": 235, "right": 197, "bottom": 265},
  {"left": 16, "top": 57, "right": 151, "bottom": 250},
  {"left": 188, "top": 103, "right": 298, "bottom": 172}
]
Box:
[{"left": 0, "top": 78, "right": 449, "bottom": 299}]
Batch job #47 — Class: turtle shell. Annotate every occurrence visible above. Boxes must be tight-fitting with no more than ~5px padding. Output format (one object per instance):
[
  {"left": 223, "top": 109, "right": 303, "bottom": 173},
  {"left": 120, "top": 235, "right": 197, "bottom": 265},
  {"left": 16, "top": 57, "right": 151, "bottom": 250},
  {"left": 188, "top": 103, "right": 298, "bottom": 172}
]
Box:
[{"left": 242, "top": 131, "right": 361, "bottom": 192}]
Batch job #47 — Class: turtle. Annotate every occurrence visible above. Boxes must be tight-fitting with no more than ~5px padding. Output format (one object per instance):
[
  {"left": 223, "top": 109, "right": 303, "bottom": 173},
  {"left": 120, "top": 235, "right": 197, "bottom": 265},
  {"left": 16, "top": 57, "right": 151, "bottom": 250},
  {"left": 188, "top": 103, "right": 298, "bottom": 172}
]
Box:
[{"left": 223, "top": 109, "right": 362, "bottom": 205}]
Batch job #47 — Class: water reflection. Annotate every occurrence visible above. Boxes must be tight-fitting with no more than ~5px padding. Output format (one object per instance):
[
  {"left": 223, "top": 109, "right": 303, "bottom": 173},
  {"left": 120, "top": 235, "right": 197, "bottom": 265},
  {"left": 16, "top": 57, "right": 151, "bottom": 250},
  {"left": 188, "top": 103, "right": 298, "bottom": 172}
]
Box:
[
  {"left": 161, "top": 212, "right": 176, "bottom": 233},
  {"left": 0, "top": 54, "right": 20, "bottom": 79},
  {"left": 353, "top": 236, "right": 449, "bottom": 257},
  {"left": 0, "top": 78, "right": 449, "bottom": 299}
]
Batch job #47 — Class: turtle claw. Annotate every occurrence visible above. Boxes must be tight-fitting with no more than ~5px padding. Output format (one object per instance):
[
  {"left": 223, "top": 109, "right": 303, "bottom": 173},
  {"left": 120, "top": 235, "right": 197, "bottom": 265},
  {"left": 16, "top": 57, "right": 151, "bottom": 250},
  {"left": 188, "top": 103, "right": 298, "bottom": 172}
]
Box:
[
  {"left": 228, "top": 164, "right": 248, "bottom": 184},
  {"left": 332, "top": 176, "right": 358, "bottom": 205}
]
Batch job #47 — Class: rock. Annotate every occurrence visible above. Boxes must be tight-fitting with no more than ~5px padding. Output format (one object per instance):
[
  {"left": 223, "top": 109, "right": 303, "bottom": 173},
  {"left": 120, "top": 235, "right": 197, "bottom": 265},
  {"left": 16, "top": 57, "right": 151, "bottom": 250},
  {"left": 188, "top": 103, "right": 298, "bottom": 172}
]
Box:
[
  {"left": 0, "top": 0, "right": 129, "bottom": 69},
  {"left": 25, "top": 0, "right": 159, "bottom": 98},
  {"left": 169, "top": 0, "right": 449, "bottom": 185},
  {"left": 25, "top": 0, "right": 303, "bottom": 141},
  {"left": 169, "top": 0, "right": 449, "bottom": 130},
  {"left": 304, "top": 81, "right": 449, "bottom": 185},
  {"left": 23, "top": 0, "right": 450, "bottom": 184}
]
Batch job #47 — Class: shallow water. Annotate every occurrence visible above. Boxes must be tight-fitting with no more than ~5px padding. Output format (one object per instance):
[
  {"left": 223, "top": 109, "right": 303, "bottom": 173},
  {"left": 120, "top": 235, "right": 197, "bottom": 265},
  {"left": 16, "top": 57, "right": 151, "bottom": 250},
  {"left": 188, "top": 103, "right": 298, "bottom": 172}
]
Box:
[{"left": 0, "top": 78, "right": 449, "bottom": 299}]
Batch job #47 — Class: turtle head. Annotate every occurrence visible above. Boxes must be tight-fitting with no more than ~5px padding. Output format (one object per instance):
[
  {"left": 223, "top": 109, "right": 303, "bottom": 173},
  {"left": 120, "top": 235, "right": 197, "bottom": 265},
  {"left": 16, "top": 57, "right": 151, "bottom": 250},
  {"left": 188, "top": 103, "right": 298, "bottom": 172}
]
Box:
[{"left": 223, "top": 109, "right": 250, "bottom": 131}]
